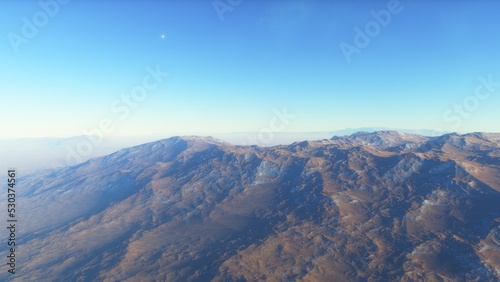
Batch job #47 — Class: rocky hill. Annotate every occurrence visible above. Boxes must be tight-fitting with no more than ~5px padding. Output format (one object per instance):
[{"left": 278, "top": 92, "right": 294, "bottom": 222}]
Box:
[{"left": 3, "top": 132, "right": 500, "bottom": 281}]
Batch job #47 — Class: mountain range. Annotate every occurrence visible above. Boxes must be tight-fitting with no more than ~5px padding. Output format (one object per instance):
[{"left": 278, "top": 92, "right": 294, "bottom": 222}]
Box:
[
  {"left": 2, "top": 131, "right": 499, "bottom": 281},
  {"left": 0, "top": 128, "right": 448, "bottom": 176}
]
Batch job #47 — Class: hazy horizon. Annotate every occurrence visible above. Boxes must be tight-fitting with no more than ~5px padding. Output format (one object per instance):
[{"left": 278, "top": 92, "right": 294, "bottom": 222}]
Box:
[{"left": 0, "top": 127, "right": 455, "bottom": 142}]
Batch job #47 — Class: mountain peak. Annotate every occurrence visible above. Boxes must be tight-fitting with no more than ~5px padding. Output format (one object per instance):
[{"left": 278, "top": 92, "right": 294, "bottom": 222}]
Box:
[
  {"left": 331, "top": 130, "right": 428, "bottom": 149},
  {"left": 167, "top": 135, "right": 230, "bottom": 146}
]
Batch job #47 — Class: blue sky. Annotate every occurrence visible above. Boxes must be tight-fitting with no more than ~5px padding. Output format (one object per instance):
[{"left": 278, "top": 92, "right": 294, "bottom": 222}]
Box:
[{"left": 1, "top": 0, "right": 500, "bottom": 138}]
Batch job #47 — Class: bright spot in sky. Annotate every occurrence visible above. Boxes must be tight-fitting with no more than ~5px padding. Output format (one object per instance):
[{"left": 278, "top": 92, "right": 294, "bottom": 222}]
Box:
[{"left": 161, "top": 34, "right": 165, "bottom": 39}]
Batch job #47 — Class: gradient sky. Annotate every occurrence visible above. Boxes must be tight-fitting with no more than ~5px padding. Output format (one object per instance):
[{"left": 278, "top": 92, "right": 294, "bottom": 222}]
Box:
[{"left": 1, "top": 0, "right": 500, "bottom": 139}]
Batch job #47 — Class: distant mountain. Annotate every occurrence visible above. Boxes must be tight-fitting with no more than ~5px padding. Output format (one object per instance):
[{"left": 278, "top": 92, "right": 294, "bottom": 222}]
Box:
[
  {"left": 328, "top": 127, "right": 450, "bottom": 137},
  {"left": 330, "top": 130, "right": 429, "bottom": 149},
  {"left": 2, "top": 132, "right": 499, "bottom": 281},
  {"left": 211, "top": 128, "right": 449, "bottom": 146}
]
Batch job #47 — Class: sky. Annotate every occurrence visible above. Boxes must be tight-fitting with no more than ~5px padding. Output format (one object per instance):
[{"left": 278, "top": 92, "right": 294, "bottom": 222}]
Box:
[{"left": 1, "top": 0, "right": 500, "bottom": 139}]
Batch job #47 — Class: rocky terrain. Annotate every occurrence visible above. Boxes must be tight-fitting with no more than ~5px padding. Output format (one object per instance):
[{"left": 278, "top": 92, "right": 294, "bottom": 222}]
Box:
[{"left": 2, "top": 131, "right": 500, "bottom": 281}]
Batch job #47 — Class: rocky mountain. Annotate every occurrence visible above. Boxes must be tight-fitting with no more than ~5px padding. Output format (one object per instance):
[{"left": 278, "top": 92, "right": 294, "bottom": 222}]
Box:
[{"left": 2, "top": 131, "right": 500, "bottom": 281}]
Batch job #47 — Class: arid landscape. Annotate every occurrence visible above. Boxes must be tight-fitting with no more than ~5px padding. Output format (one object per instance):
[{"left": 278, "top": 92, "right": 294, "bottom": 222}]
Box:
[
  {"left": 3, "top": 1, "right": 500, "bottom": 281},
  {"left": 3, "top": 131, "right": 499, "bottom": 281}
]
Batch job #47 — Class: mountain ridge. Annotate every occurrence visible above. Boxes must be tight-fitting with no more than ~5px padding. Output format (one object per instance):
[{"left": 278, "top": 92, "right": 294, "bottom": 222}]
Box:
[{"left": 2, "top": 131, "right": 500, "bottom": 281}]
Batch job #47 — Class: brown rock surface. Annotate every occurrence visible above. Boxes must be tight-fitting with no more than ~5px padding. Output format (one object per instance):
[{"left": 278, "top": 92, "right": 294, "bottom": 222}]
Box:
[{"left": 3, "top": 132, "right": 500, "bottom": 281}]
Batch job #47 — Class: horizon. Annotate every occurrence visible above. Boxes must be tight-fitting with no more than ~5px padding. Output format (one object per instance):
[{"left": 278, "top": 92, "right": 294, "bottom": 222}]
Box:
[
  {"left": 2, "top": 127, "right": 498, "bottom": 147},
  {"left": 2, "top": 0, "right": 500, "bottom": 139},
  {"left": 4, "top": 126, "right": 500, "bottom": 141},
  {"left": 0, "top": 127, "right": 456, "bottom": 141},
  {"left": 1, "top": 128, "right": 498, "bottom": 177}
]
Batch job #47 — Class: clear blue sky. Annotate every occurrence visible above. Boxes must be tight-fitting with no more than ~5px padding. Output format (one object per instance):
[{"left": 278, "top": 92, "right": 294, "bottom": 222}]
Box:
[{"left": 1, "top": 0, "right": 500, "bottom": 138}]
